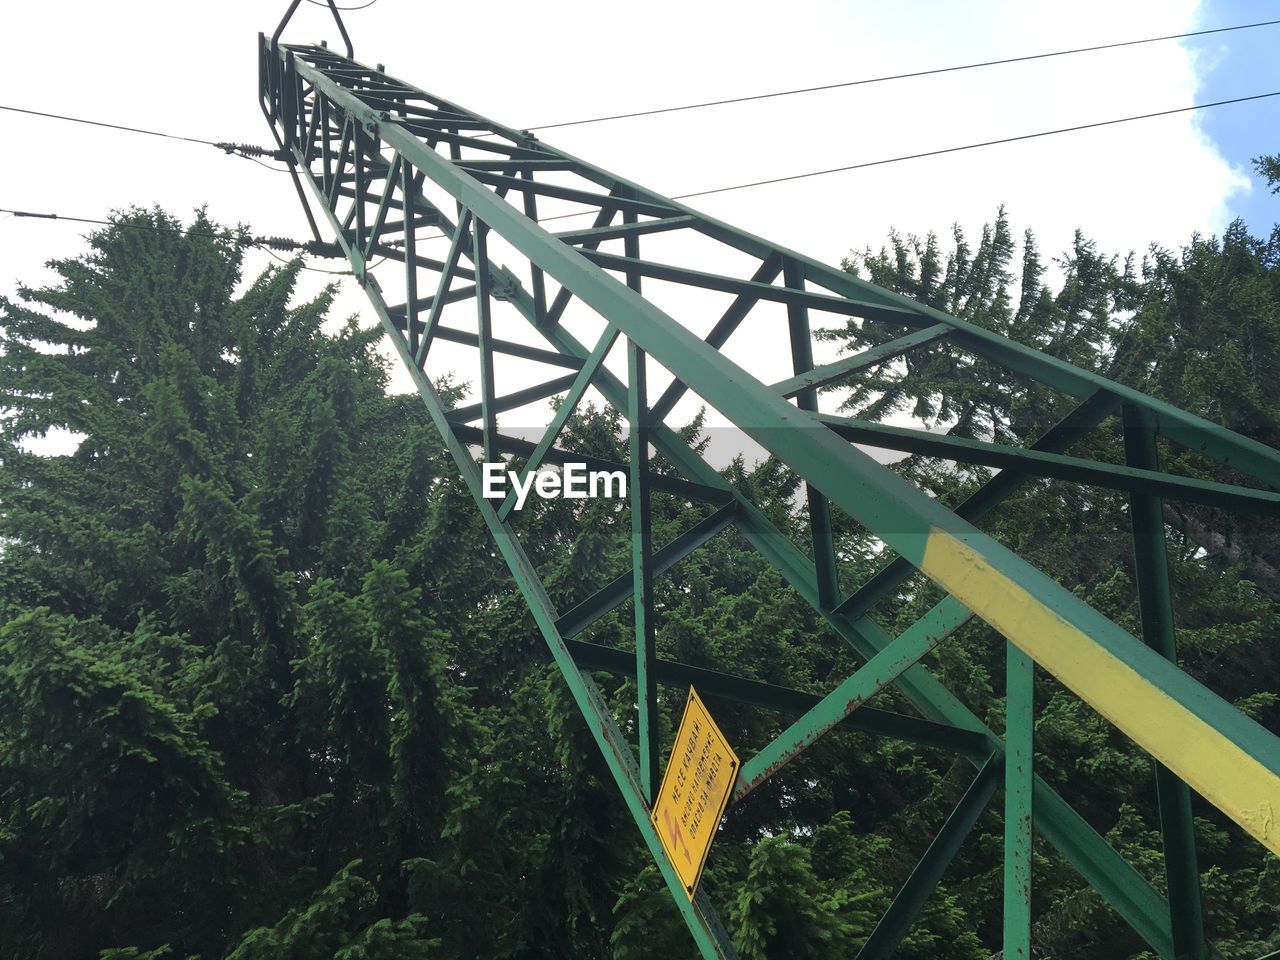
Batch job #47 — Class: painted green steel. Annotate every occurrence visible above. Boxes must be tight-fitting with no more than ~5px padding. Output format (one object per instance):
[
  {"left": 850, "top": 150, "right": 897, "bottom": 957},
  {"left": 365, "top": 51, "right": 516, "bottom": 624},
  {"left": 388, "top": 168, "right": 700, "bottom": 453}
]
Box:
[
  {"left": 400, "top": 160, "right": 421, "bottom": 358},
  {"left": 259, "top": 42, "right": 1280, "bottom": 958},
  {"left": 416, "top": 208, "right": 471, "bottom": 364},
  {"left": 496, "top": 325, "right": 619, "bottom": 521},
  {"left": 583, "top": 248, "right": 920, "bottom": 322},
  {"left": 629, "top": 337, "right": 660, "bottom": 801},
  {"left": 542, "top": 202, "right": 621, "bottom": 330},
  {"left": 421, "top": 324, "right": 583, "bottom": 369},
  {"left": 514, "top": 321, "right": 1182, "bottom": 954},
  {"left": 518, "top": 164, "right": 549, "bottom": 324},
  {"left": 391, "top": 195, "right": 1172, "bottom": 956},
  {"left": 1003, "top": 644, "right": 1034, "bottom": 960},
  {"left": 846, "top": 616, "right": 1175, "bottom": 960},
  {"left": 446, "top": 373, "right": 580, "bottom": 425},
  {"left": 835, "top": 390, "right": 1120, "bottom": 621},
  {"left": 292, "top": 175, "right": 740, "bottom": 960},
  {"left": 367, "top": 153, "right": 401, "bottom": 260},
  {"left": 783, "top": 257, "right": 840, "bottom": 609},
  {"left": 466, "top": 169, "right": 676, "bottom": 218},
  {"left": 395, "top": 283, "right": 479, "bottom": 331},
  {"left": 936, "top": 331, "right": 1280, "bottom": 482},
  {"left": 554, "top": 214, "right": 698, "bottom": 244},
  {"left": 733, "top": 596, "right": 973, "bottom": 800},
  {"left": 1123, "top": 404, "right": 1210, "bottom": 960},
  {"left": 556, "top": 504, "right": 739, "bottom": 639},
  {"left": 471, "top": 218, "right": 496, "bottom": 464},
  {"left": 855, "top": 754, "right": 1001, "bottom": 960},
  {"left": 819, "top": 413, "right": 1280, "bottom": 515},
  {"left": 650, "top": 199, "right": 1280, "bottom": 487},
  {"left": 264, "top": 52, "right": 1182, "bottom": 957},
  {"left": 566, "top": 638, "right": 989, "bottom": 755},
  {"left": 650, "top": 254, "right": 785, "bottom": 422},
  {"left": 350, "top": 82, "right": 1277, "bottom": 842},
  {"left": 365, "top": 43, "right": 1279, "bottom": 493},
  {"left": 771, "top": 322, "right": 951, "bottom": 398}
]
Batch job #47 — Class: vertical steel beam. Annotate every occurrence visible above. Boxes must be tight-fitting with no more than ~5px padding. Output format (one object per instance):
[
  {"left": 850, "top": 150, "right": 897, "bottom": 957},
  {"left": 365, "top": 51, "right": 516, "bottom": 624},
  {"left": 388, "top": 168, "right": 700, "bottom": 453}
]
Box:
[
  {"left": 473, "top": 219, "right": 497, "bottom": 464},
  {"left": 304, "top": 75, "right": 321, "bottom": 164},
  {"left": 295, "top": 66, "right": 307, "bottom": 150},
  {"left": 401, "top": 161, "right": 419, "bottom": 358},
  {"left": 282, "top": 50, "right": 297, "bottom": 150},
  {"left": 366, "top": 153, "right": 402, "bottom": 261},
  {"left": 1004, "top": 644, "right": 1034, "bottom": 960},
  {"left": 625, "top": 208, "right": 660, "bottom": 798},
  {"left": 326, "top": 115, "right": 352, "bottom": 211},
  {"left": 447, "top": 127, "right": 463, "bottom": 217},
  {"left": 258, "top": 32, "right": 270, "bottom": 116},
  {"left": 630, "top": 338, "right": 659, "bottom": 800},
  {"left": 1123, "top": 403, "right": 1209, "bottom": 960},
  {"left": 521, "top": 163, "right": 549, "bottom": 323},
  {"left": 320, "top": 96, "right": 333, "bottom": 193},
  {"left": 352, "top": 121, "right": 368, "bottom": 253},
  {"left": 783, "top": 257, "right": 838, "bottom": 608}
]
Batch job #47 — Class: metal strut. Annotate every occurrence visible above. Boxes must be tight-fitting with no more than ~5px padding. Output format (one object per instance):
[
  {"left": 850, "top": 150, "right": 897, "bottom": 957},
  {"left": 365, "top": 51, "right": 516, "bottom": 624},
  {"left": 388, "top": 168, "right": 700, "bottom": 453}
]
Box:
[
  {"left": 259, "top": 38, "right": 1280, "bottom": 960},
  {"left": 271, "top": 0, "right": 354, "bottom": 59}
]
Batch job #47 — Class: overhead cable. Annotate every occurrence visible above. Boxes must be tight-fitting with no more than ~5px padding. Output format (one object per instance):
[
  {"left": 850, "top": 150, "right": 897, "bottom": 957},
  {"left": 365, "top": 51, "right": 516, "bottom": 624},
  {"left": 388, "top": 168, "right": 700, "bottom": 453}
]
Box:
[
  {"left": 0, "top": 208, "right": 362, "bottom": 274},
  {"left": 523, "top": 17, "right": 1280, "bottom": 131},
  {"left": 0, "top": 104, "right": 289, "bottom": 169}
]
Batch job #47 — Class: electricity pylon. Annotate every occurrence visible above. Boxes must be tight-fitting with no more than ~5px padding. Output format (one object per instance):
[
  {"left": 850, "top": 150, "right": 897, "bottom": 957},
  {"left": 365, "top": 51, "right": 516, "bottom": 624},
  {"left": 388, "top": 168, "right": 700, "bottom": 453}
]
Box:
[{"left": 260, "top": 18, "right": 1280, "bottom": 959}]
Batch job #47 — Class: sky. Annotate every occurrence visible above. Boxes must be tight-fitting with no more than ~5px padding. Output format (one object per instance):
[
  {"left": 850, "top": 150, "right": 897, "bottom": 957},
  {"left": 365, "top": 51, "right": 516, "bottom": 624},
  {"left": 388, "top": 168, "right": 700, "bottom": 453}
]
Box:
[
  {"left": 1184, "top": 0, "right": 1280, "bottom": 231},
  {"left": 2, "top": 0, "right": 1278, "bottom": 453}
]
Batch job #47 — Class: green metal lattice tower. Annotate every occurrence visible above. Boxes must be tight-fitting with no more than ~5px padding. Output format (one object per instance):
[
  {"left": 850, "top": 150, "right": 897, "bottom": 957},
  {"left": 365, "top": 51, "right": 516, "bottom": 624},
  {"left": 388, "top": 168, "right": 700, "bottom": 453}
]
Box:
[{"left": 260, "top": 7, "right": 1280, "bottom": 957}]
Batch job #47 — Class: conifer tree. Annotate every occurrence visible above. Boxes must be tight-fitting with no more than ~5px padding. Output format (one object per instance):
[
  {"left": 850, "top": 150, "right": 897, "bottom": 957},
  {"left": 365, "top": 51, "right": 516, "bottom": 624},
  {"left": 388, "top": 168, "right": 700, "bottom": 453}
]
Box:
[{"left": 2, "top": 203, "right": 1277, "bottom": 959}]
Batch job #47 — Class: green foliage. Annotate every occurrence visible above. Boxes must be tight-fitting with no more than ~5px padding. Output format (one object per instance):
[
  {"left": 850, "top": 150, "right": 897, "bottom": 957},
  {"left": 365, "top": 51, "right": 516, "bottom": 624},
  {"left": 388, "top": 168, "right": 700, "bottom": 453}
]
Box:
[
  {"left": 1255, "top": 153, "right": 1280, "bottom": 195},
  {"left": 1, "top": 198, "right": 1278, "bottom": 960},
  {"left": 0, "top": 210, "right": 465, "bottom": 958},
  {"left": 225, "top": 861, "right": 437, "bottom": 959},
  {"left": 824, "top": 200, "right": 1280, "bottom": 959},
  {"left": 730, "top": 830, "right": 883, "bottom": 959}
]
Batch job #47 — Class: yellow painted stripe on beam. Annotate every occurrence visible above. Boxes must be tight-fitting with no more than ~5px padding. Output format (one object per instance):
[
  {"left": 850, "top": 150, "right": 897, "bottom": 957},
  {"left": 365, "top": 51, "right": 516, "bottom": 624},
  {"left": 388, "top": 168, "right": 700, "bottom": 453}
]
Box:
[{"left": 922, "top": 527, "right": 1280, "bottom": 857}]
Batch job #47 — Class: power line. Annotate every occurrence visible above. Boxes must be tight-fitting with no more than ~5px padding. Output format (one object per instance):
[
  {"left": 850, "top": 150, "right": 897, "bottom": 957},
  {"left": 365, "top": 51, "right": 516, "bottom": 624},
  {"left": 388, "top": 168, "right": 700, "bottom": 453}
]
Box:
[
  {"left": 261, "top": 245, "right": 382, "bottom": 274},
  {"left": 0, "top": 104, "right": 289, "bottom": 170},
  {"left": 523, "top": 17, "right": 1280, "bottom": 132},
  {"left": 0, "top": 104, "right": 220, "bottom": 146},
  {"left": 11, "top": 17, "right": 1272, "bottom": 162},
  {"left": 409, "top": 86, "right": 1280, "bottom": 238},
  {"left": 668, "top": 88, "right": 1280, "bottom": 200},
  {"left": 6, "top": 88, "right": 1276, "bottom": 258},
  {"left": 0, "top": 208, "right": 362, "bottom": 275},
  {"left": 232, "top": 154, "right": 293, "bottom": 174},
  {"left": 1, "top": 208, "right": 214, "bottom": 231},
  {"left": 6, "top": 16, "right": 1272, "bottom": 190}
]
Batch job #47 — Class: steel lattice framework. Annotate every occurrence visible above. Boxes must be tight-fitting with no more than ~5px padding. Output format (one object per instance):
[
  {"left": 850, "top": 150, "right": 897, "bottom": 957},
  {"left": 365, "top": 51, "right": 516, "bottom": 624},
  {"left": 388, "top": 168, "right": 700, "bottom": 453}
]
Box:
[{"left": 260, "top": 17, "right": 1280, "bottom": 959}]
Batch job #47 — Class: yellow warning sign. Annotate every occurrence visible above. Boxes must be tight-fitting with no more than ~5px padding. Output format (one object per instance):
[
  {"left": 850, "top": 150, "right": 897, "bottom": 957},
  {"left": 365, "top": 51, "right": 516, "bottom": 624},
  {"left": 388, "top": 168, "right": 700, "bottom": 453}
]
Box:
[{"left": 650, "top": 687, "right": 739, "bottom": 899}]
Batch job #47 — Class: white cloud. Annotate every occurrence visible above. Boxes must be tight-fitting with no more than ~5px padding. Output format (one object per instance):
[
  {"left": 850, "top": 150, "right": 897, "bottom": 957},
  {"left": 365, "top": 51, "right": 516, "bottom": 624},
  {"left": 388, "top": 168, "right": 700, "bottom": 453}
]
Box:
[{"left": 1, "top": 0, "right": 1247, "bottom": 438}]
